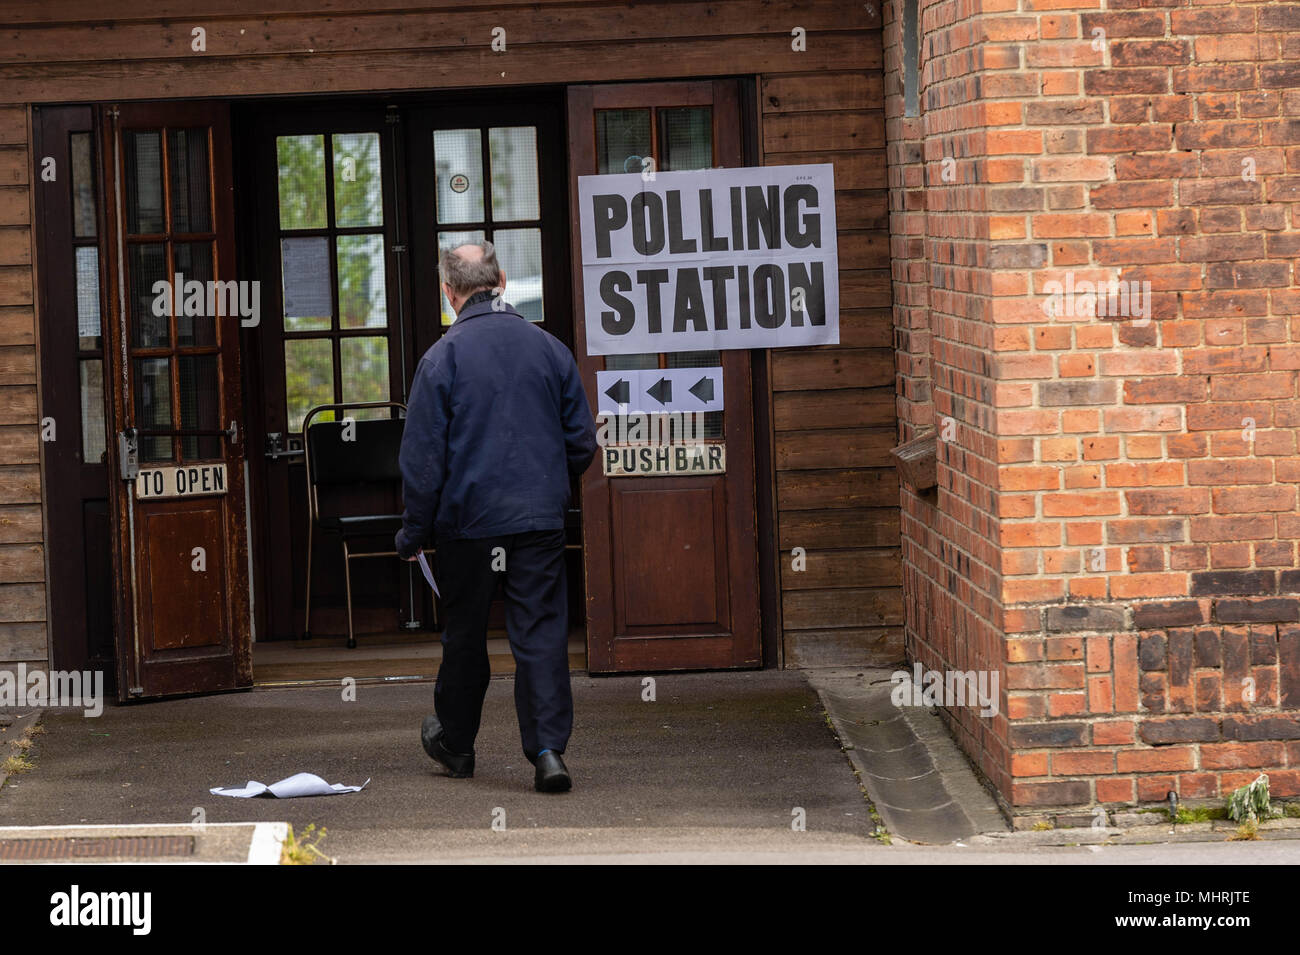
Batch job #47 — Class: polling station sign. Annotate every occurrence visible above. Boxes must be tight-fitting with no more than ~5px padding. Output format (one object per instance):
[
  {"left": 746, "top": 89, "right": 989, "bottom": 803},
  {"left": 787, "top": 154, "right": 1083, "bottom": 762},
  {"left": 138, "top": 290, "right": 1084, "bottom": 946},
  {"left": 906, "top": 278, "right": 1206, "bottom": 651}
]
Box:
[{"left": 578, "top": 164, "right": 838, "bottom": 355}]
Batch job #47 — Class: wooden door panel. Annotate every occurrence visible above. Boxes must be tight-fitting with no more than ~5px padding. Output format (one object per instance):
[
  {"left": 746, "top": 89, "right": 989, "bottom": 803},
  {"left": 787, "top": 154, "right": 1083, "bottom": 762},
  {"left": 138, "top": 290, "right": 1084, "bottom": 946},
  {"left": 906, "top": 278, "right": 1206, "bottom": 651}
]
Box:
[
  {"left": 141, "top": 503, "right": 228, "bottom": 652},
  {"left": 569, "top": 80, "right": 762, "bottom": 673},
  {"left": 104, "top": 100, "right": 252, "bottom": 699},
  {"left": 33, "top": 105, "right": 117, "bottom": 689},
  {"left": 612, "top": 481, "right": 727, "bottom": 631}
]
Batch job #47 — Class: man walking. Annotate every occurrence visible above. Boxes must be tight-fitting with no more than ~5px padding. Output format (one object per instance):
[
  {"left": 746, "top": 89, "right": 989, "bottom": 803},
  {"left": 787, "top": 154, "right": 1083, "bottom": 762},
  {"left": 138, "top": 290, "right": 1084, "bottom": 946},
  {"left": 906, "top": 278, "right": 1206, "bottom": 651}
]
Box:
[{"left": 395, "top": 241, "right": 597, "bottom": 793}]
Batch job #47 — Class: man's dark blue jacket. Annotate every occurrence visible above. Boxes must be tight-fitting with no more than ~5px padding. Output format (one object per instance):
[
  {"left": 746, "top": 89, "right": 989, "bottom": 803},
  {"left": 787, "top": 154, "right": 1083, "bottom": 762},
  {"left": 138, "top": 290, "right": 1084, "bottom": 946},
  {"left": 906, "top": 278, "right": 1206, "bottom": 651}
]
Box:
[{"left": 395, "top": 294, "right": 598, "bottom": 557}]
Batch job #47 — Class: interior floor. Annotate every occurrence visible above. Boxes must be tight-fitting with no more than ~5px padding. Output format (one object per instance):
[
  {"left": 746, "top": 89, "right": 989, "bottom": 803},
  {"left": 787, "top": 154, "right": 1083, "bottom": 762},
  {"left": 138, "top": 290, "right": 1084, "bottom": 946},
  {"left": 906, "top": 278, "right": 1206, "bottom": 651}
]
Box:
[{"left": 252, "top": 629, "right": 588, "bottom": 685}]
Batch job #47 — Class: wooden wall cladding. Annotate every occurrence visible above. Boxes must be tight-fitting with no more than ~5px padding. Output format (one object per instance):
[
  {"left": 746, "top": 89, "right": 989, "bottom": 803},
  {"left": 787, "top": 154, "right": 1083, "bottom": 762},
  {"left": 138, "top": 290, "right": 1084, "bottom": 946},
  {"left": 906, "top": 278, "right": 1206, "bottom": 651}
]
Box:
[
  {"left": 0, "top": 103, "right": 41, "bottom": 662},
  {"left": 0, "top": 2, "right": 896, "bottom": 669},
  {"left": 760, "top": 63, "right": 903, "bottom": 668},
  {"left": 0, "top": 1, "right": 880, "bottom": 103}
]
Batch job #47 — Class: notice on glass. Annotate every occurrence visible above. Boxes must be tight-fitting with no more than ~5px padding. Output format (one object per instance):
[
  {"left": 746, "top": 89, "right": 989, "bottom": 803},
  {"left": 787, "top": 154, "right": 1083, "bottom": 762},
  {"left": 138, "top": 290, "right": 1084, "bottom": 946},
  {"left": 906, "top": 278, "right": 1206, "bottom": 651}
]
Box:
[{"left": 281, "top": 237, "right": 333, "bottom": 320}]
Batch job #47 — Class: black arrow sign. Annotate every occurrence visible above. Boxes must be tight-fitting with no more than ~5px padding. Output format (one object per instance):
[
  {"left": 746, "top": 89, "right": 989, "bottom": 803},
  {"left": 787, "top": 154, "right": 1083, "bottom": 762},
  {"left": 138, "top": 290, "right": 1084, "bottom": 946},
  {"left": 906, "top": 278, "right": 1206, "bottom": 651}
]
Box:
[
  {"left": 646, "top": 377, "right": 673, "bottom": 405},
  {"left": 689, "top": 376, "right": 715, "bottom": 403},
  {"left": 604, "top": 378, "right": 630, "bottom": 405}
]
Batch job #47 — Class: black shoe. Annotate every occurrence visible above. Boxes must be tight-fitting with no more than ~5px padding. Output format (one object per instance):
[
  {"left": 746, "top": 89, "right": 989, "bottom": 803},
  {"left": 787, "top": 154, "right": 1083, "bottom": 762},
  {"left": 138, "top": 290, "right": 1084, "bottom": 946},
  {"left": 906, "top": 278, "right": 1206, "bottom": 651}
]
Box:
[
  {"left": 534, "top": 751, "right": 571, "bottom": 793},
  {"left": 421, "top": 715, "right": 474, "bottom": 778}
]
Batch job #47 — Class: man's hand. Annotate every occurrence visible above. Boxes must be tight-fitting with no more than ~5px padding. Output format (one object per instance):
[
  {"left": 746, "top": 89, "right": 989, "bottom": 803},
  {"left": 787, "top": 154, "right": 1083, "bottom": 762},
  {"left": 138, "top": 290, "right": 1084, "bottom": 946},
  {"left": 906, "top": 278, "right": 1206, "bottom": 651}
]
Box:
[{"left": 403, "top": 548, "right": 423, "bottom": 563}]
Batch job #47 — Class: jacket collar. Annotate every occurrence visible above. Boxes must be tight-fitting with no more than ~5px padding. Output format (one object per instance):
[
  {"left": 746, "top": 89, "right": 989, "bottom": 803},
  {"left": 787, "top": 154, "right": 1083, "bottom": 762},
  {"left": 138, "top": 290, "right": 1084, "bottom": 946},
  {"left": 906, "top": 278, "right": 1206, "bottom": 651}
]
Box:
[{"left": 452, "top": 293, "right": 520, "bottom": 325}]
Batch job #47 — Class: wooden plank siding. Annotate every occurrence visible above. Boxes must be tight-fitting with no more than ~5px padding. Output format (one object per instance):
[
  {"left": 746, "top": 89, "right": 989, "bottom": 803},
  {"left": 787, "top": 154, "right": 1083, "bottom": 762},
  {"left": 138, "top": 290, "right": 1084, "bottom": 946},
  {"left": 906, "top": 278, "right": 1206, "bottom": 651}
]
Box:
[
  {"left": 0, "top": 1, "right": 897, "bottom": 670},
  {"left": 0, "top": 102, "right": 43, "bottom": 663},
  {"left": 760, "top": 60, "right": 904, "bottom": 668}
]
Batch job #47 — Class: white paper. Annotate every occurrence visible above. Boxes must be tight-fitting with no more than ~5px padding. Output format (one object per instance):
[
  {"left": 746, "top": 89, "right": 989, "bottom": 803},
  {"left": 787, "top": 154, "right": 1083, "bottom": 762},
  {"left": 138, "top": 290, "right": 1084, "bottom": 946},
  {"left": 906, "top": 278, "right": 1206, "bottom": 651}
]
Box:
[
  {"left": 416, "top": 550, "right": 440, "bottom": 597},
  {"left": 577, "top": 164, "right": 839, "bottom": 355},
  {"left": 210, "top": 772, "right": 370, "bottom": 799},
  {"left": 596, "top": 367, "right": 724, "bottom": 415}
]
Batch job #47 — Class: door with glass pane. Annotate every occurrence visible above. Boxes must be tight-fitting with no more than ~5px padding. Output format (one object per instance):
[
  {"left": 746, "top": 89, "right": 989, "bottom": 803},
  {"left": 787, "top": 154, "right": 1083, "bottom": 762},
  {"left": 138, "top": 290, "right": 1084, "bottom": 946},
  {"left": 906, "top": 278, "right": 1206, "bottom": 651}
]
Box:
[
  {"left": 404, "top": 99, "right": 583, "bottom": 631},
  {"left": 568, "top": 81, "right": 762, "bottom": 672},
  {"left": 34, "top": 106, "right": 116, "bottom": 688},
  {"left": 103, "top": 101, "right": 251, "bottom": 699},
  {"left": 247, "top": 108, "right": 413, "bottom": 641}
]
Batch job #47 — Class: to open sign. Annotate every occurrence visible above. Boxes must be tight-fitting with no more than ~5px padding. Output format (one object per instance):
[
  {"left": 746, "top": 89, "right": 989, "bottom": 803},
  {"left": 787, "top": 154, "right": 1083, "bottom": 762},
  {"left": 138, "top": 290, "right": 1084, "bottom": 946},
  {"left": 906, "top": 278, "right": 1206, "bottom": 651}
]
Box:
[{"left": 136, "top": 463, "right": 228, "bottom": 499}]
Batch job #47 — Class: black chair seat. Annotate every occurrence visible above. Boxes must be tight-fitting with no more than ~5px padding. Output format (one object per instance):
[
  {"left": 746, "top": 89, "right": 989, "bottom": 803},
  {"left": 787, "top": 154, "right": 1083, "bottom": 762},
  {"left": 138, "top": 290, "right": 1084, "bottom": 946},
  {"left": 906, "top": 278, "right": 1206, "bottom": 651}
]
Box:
[{"left": 318, "top": 513, "right": 404, "bottom": 536}]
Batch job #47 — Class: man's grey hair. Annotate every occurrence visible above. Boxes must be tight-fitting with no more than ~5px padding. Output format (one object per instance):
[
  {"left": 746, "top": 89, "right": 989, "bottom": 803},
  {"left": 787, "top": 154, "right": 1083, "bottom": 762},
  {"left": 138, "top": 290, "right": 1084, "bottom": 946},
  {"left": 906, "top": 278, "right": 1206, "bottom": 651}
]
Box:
[{"left": 439, "top": 240, "right": 503, "bottom": 297}]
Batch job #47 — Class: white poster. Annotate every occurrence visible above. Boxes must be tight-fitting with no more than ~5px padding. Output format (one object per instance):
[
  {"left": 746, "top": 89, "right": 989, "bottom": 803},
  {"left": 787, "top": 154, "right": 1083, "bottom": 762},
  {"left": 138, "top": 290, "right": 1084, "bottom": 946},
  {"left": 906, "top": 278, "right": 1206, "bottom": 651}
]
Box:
[
  {"left": 578, "top": 164, "right": 838, "bottom": 355},
  {"left": 596, "top": 367, "right": 724, "bottom": 415}
]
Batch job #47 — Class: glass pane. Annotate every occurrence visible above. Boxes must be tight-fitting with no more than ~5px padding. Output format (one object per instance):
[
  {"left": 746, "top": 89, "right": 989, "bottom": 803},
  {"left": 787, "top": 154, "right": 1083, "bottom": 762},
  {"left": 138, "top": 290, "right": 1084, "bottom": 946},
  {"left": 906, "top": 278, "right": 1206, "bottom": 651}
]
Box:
[
  {"left": 168, "top": 128, "right": 212, "bottom": 234},
  {"left": 433, "top": 129, "right": 483, "bottom": 224},
  {"left": 340, "top": 336, "right": 390, "bottom": 418},
  {"left": 333, "top": 132, "right": 383, "bottom": 228},
  {"left": 494, "top": 228, "right": 542, "bottom": 322},
  {"left": 124, "top": 131, "right": 164, "bottom": 235},
  {"left": 437, "top": 229, "right": 486, "bottom": 325},
  {"left": 134, "top": 357, "right": 172, "bottom": 462},
  {"left": 489, "top": 127, "right": 539, "bottom": 221},
  {"left": 666, "top": 350, "right": 723, "bottom": 438},
  {"left": 596, "top": 109, "right": 652, "bottom": 176},
  {"left": 70, "top": 132, "right": 96, "bottom": 238},
  {"left": 277, "top": 135, "right": 327, "bottom": 230},
  {"left": 604, "top": 354, "right": 659, "bottom": 371},
  {"left": 79, "top": 359, "right": 106, "bottom": 464},
  {"left": 129, "top": 242, "right": 169, "bottom": 348},
  {"left": 285, "top": 338, "right": 334, "bottom": 433},
  {"left": 179, "top": 355, "right": 221, "bottom": 460},
  {"left": 174, "top": 241, "right": 216, "bottom": 347},
  {"left": 75, "top": 246, "right": 101, "bottom": 349},
  {"left": 281, "top": 236, "right": 333, "bottom": 331},
  {"left": 337, "top": 234, "right": 387, "bottom": 329},
  {"left": 659, "top": 107, "right": 713, "bottom": 171}
]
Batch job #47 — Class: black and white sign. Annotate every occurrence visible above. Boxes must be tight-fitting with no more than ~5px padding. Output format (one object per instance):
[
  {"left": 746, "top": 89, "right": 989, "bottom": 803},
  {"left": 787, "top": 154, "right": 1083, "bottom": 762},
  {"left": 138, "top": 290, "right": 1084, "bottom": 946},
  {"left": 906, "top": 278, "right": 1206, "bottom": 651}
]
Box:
[
  {"left": 578, "top": 164, "right": 838, "bottom": 355},
  {"left": 602, "top": 444, "right": 726, "bottom": 477},
  {"left": 136, "top": 463, "right": 228, "bottom": 499},
  {"left": 595, "top": 367, "right": 723, "bottom": 415}
]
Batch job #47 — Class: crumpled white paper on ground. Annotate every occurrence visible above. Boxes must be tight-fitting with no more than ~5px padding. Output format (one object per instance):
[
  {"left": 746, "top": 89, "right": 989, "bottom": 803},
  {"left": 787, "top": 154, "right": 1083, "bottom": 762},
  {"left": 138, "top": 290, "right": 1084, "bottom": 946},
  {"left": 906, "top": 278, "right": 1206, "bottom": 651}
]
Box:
[{"left": 210, "top": 772, "right": 370, "bottom": 798}]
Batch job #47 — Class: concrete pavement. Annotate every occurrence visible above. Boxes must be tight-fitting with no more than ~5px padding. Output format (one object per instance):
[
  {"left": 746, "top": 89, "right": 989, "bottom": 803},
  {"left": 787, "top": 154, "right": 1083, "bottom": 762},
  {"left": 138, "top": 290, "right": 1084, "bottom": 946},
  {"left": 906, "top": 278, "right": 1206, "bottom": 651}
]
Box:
[{"left": 0, "top": 670, "right": 881, "bottom": 862}]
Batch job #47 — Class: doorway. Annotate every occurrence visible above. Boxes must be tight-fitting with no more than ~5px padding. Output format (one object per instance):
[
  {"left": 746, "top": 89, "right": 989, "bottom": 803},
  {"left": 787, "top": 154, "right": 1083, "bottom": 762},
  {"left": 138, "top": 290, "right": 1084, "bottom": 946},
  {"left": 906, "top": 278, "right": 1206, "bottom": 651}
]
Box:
[
  {"left": 35, "top": 81, "right": 770, "bottom": 697},
  {"left": 233, "top": 91, "right": 586, "bottom": 683}
]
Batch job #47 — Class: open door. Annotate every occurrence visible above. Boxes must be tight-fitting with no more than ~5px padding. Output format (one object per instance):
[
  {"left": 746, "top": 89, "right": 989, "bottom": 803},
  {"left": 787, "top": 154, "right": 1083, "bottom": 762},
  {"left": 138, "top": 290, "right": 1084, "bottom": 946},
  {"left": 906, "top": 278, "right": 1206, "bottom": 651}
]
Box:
[
  {"left": 103, "top": 101, "right": 252, "bottom": 700},
  {"left": 568, "top": 81, "right": 762, "bottom": 672}
]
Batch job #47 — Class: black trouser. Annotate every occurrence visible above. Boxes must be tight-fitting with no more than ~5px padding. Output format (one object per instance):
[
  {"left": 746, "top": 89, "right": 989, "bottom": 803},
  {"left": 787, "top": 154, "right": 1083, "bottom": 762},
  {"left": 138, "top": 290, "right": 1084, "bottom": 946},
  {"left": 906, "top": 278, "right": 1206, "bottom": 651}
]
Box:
[{"left": 432, "top": 529, "right": 571, "bottom": 762}]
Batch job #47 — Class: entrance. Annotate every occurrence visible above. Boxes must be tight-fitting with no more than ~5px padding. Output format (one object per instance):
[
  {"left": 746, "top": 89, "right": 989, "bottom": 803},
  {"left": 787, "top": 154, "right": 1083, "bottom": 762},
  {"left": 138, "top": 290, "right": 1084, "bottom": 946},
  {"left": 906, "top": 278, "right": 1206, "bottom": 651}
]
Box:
[
  {"left": 237, "top": 93, "right": 581, "bottom": 671},
  {"left": 36, "top": 82, "right": 768, "bottom": 697},
  {"left": 567, "top": 81, "right": 763, "bottom": 672}
]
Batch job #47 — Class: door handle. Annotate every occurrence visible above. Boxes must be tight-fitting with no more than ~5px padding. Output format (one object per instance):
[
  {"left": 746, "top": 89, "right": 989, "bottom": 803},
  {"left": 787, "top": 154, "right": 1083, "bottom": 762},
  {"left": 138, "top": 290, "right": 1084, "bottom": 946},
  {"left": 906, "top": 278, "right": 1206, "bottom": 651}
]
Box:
[{"left": 264, "top": 432, "right": 305, "bottom": 461}]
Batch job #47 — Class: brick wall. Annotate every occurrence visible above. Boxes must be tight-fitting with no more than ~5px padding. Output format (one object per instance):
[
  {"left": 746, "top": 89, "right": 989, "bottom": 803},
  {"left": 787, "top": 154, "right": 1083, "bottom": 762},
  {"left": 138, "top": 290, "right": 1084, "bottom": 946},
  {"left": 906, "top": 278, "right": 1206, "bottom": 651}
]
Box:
[
  {"left": 887, "top": 0, "right": 1016, "bottom": 804},
  {"left": 891, "top": 0, "right": 1300, "bottom": 819}
]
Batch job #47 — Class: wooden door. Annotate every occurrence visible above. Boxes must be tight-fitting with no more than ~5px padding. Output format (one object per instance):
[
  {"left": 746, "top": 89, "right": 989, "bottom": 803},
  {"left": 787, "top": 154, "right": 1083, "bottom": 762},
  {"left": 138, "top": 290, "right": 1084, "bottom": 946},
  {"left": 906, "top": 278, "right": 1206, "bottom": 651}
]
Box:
[
  {"left": 568, "top": 81, "right": 762, "bottom": 672},
  {"left": 33, "top": 106, "right": 116, "bottom": 689},
  {"left": 103, "top": 101, "right": 252, "bottom": 699}
]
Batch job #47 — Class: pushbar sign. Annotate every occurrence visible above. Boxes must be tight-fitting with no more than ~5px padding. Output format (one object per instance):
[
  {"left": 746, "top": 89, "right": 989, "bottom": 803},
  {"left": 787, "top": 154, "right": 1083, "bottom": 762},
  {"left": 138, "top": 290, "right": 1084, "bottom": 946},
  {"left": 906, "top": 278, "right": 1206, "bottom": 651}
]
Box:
[{"left": 578, "top": 164, "right": 838, "bottom": 355}]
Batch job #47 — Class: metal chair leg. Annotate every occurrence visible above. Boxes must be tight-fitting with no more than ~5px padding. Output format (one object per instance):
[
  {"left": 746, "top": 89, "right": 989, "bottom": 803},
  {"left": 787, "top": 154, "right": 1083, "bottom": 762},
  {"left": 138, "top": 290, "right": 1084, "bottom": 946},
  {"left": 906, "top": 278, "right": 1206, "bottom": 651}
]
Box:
[
  {"left": 343, "top": 539, "right": 356, "bottom": 650},
  {"left": 303, "top": 512, "right": 314, "bottom": 640}
]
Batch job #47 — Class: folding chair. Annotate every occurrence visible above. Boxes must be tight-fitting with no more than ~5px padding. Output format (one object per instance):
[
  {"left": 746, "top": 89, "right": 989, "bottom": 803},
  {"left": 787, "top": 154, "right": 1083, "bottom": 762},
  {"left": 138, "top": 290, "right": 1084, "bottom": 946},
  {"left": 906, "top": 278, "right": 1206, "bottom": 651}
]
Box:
[{"left": 301, "top": 401, "right": 436, "bottom": 648}]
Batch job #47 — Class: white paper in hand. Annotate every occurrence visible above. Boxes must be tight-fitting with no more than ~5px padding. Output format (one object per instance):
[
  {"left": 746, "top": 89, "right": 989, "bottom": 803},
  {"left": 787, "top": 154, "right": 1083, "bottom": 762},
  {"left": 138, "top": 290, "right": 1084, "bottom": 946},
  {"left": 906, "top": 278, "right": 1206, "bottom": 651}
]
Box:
[{"left": 416, "top": 550, "right": 440, "bottom": 597}]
